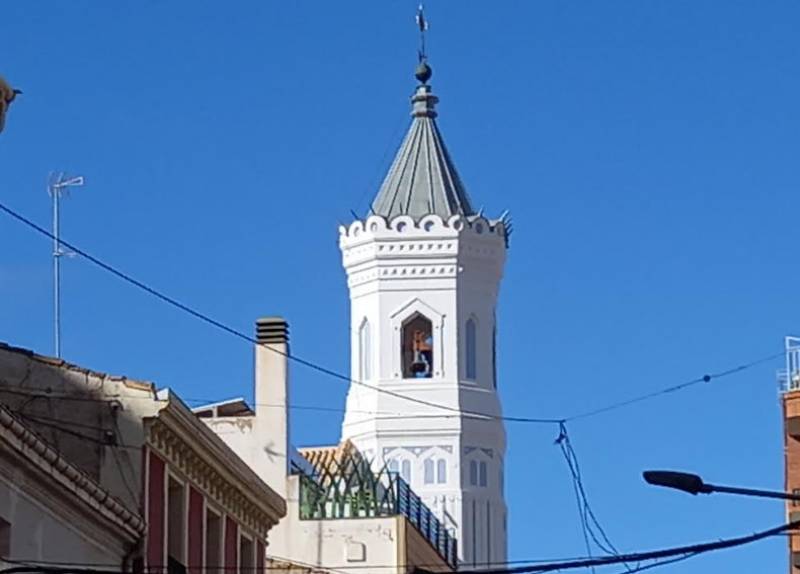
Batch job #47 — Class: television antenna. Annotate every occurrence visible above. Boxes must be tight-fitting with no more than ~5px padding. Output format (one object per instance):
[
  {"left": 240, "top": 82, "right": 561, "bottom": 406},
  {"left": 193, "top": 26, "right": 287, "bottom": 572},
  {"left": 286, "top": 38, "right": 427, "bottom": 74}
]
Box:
[{"left": 47, "top": 172, "right": 84, "bottom": 358}]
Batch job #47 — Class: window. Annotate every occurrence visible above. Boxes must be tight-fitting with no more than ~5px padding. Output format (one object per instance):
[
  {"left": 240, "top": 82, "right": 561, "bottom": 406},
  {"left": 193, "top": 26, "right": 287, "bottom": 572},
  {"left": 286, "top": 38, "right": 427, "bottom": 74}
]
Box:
[
  {"left": 167, "top": 477, "right": 186, "bottom": 568},
  {"left": 479, "top": 462, "right": 488, "bottom": 487},
  {"left": 469, "top": 460, "right": 478, "bottom": 486},
  {"left": 205, "top": 509, "right": 223, "bottom": 574},
  {"left": 401, "top": 460, "right": 412, "bottom": 483},
  {"left": 0, "top": 516, "right": 9, "bottom": 557},
  {"left": 466, "top": 318, "right": 477, "bottom": 380},
  {"left": 402, "top": 314, "right": 433, "bottom": 378},
  {"left": 239, "top": 535, "right": 254, "bottom": 574},
  {"left": 358, "top": 319, "right": 372, "bottom": 381},
  {"left": 492, "top": 320, "right": 498, "bottom": 389},
  {"left": 388, "top": 459, "right": 399, "bottom": 474},
  {"left": 437, "top": 459, "right": 447, "bottom": 484},
  {"left": 424, "top": 459, "right": 434, "bottom": 484}
]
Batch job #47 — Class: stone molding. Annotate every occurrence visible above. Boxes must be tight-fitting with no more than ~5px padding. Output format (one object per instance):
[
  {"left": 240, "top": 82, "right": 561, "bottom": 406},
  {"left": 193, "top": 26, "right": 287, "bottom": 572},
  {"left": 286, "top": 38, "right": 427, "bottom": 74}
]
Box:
[{"left": 147, "top": 415, "right": 282, "bottom": 539}]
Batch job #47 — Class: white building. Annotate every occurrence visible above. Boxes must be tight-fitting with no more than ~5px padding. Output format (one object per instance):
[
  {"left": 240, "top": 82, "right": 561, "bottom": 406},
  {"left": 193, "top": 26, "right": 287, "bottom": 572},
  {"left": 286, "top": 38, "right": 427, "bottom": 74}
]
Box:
[
  {"left": 197, "top": 318, "right": 457, "bottom": 573},
  {"left": 0, "top": 403, "right": 143, "bottom": 569},
  {"left": 339, "top": 58, "right": 509, "bottom": 568}
]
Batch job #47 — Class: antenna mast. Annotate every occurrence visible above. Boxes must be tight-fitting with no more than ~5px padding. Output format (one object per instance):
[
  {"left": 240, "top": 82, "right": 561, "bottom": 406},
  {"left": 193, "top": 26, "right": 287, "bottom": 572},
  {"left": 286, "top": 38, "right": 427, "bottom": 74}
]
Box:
[{"left": 48, "top": 172, "right": 84, "bottom": 358}]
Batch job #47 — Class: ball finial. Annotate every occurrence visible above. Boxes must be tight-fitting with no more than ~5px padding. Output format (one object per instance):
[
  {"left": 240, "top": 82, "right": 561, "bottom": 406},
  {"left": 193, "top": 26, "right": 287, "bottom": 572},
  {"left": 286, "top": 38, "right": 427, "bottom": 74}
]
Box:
[{"left": 415, "top": 60, "right": 433, "bottom": 84}]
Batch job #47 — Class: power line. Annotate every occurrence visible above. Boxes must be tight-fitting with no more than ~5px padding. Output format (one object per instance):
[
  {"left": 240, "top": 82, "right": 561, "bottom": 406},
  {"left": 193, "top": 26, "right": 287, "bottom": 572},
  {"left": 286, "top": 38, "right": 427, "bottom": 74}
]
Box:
[
  {"left": 0, "top": 199, "right": 784, "bottom": 428},
  {"left": 609, "top": 553, "right": 699, "bottom": 574},
  {"left": 561, "top": 351, "right": 784, "bottom": 423},
  {"left": 556, "top": 423, "right": 629, "bottom": 573},
  {"left": 1, "top": 521, "right": 795, "bottom": 574},
  {"left": 11, "top": 410, "right": 140, "bottom": 451},
  {"left": 0, "top": 199, "right": 557, "bottom": 425},
  {"left": 415, "top": 519, "right": 800, "bottom": 574}
]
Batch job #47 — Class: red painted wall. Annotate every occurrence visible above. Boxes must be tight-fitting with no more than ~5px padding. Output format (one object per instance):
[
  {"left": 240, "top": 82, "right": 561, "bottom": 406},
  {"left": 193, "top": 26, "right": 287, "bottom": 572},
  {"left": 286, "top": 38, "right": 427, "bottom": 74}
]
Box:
[
  {"left": 225, "top": 516, "right": 238, "bottom": 572},
  {"left": 147, "top": 451, "right": 166, "bottom": 573},
  {"left": 188, "top": 486, "right": 204, "bottom": 574}
]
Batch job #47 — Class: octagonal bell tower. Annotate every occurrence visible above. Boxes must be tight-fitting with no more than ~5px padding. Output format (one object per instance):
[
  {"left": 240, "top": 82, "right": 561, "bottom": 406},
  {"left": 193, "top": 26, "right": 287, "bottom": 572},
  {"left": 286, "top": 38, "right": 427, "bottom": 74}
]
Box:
[{"left": 339, "top": 51, "right": 509, "bottom": 568}]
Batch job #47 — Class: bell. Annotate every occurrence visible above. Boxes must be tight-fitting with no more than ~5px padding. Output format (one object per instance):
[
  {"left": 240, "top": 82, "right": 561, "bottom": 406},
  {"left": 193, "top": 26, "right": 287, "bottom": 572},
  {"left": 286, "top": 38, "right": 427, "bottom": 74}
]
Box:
[{"left": 410, "top": 350, "right": 430, "bottom": 375}]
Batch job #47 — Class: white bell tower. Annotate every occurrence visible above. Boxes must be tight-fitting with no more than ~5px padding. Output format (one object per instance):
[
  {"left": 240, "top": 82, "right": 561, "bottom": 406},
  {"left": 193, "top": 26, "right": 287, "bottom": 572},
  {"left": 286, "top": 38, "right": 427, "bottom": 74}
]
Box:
[{"left": 339, "top": 52, "right": 509, "bottom": 568}]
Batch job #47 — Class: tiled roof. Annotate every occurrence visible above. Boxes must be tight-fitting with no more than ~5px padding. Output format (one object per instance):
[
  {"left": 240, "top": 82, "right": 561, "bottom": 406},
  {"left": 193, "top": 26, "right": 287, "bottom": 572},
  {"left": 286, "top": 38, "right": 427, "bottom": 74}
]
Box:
[
  {"left": 297, "top": 439, "right": 360, "bottom": 474},
  {"left": 370, "top": 78, "right": 475, "bottom": 221}
]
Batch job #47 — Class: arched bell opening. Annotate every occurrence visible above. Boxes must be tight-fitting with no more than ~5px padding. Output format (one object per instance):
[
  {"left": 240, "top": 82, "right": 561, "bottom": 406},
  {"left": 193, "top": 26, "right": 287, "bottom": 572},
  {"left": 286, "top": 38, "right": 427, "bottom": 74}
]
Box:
[{"left": 402, "top": 313, "right": 434, "bottom": 378}]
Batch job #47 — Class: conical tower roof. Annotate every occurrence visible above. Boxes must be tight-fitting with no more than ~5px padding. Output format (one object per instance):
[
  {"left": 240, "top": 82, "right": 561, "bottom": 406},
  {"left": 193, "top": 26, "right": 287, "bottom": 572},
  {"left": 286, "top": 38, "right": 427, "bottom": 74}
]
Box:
[{"left": 370, "top": 65, "right": 475, "bottom": 221}]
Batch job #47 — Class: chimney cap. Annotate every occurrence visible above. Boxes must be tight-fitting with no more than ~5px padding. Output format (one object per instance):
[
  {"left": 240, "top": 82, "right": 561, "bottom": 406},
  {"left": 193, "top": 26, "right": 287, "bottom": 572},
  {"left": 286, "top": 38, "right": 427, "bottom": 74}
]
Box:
[{"left": 256, "top": 316, "right": 289, "bottom": 344}]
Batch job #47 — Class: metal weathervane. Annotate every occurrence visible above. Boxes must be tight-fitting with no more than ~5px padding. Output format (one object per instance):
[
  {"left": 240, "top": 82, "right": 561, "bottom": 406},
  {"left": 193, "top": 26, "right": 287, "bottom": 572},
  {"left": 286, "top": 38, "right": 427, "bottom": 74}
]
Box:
[{"left": 416, "top": 4, "right": 428, "bottom": 63}]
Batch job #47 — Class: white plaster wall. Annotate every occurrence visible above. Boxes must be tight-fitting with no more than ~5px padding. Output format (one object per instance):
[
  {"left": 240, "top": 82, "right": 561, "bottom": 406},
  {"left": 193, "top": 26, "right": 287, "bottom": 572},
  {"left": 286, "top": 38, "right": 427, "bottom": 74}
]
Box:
[
  {"left": 268, "top": 476, "right": 399, "bottom": 571},
  {"left": 338, "top": 214, "right": 508, "bottom": 567},
  {"left": 0, "top": 467, "right": 126, "bottom": 566}
]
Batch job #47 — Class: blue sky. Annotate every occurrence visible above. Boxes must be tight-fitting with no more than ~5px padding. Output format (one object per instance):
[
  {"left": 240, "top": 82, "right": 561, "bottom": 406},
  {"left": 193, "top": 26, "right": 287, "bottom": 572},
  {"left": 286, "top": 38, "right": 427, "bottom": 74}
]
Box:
[{"left": 2, "top": 1, "right": 799, "bottom": 571}]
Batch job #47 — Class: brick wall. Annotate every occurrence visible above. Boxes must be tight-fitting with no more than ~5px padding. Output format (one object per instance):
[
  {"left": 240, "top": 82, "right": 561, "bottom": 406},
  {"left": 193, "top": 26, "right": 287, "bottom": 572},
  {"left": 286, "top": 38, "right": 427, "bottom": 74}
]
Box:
[{"left": 783, "top": 391, "right": 800, "bottom": 572}]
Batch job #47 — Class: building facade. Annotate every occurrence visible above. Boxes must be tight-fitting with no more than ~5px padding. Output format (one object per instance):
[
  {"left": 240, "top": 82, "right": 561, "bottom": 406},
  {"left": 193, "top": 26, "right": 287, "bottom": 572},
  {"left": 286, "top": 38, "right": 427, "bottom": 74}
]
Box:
[
  {"left": 782, "top": 336, "right": 800, "bottom": 572},
  {"left": 0, "top": 343, "right": 286, "bottom": 573},
  {"left": 339, "top": 60, "right": 509, "bottom": 567},
  {"left": 198, "top": 318, "right": 455, "bottom": 574},
  {"left": 0, "top": 404, "right": 143, "bottom": 569}
]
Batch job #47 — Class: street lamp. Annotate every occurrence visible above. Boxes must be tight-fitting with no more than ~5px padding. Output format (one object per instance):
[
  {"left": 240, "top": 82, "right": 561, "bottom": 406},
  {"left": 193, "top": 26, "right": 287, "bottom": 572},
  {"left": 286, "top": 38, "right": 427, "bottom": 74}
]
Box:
[{"left": 643, "top": 470, "right": 800, "bottom": 502}]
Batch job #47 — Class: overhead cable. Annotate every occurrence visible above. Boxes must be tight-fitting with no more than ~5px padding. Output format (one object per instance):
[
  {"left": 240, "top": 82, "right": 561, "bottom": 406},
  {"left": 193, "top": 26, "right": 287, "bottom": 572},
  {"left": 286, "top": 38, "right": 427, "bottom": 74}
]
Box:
[{"left": 0, "top": 200, "right": 782, "bottom": 427}]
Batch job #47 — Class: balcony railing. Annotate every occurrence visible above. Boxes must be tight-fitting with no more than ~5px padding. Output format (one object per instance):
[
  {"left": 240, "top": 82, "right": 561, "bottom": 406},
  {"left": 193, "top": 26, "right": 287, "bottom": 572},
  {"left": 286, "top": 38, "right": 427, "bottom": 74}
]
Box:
[
  {"left": 779, "top": 337, "right": 800, "bottom": 393},
  {"left": 395, "top": 476, "right": 457, "bottom": 567},
  {"left": 297, "top": 453, "right": 457, "bottom": 567}
]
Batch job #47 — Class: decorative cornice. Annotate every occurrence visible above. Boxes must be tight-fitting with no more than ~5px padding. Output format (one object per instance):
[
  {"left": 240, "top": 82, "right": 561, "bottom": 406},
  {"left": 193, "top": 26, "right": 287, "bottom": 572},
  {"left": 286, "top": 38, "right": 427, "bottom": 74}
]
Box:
[
  {"left": 339, "top": 215, "right": 506, "bottom": 247},
  {"left": 0, "top": 405, "right": 144, "bottom": 539},
  {"left": 147, "top": 406, "right": 285, "bottom": 539}
]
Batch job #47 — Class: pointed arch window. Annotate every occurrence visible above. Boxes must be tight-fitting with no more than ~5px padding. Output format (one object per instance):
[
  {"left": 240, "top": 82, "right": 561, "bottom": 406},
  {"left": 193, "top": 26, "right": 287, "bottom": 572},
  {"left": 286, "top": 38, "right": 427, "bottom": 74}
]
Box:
[
  {"left": 492, "top": 313, "right": 498, "bottom": 389},
  {"left": 358, "top": 319, "right": 372, "bottom": 381},
  {"left": 424, "top": 459, "right": 435, "bottom": 484},
  {"left": 437, "top": 459, "right": 447, "bottom": 484},
  {"left": 402, "top": 313, "right": 433, "bottom": 379},
  {"left": 401, "top": 460, "right": 412, "bottom": 483},
  {"left": 465, "top": 318, "right": 477, "bottom": 380},
  {"left": 479, "top": 461, "right": 488, "bottom": 487},
  {"left": 469, "top": 460, "right": 478, "bottom": 486}
]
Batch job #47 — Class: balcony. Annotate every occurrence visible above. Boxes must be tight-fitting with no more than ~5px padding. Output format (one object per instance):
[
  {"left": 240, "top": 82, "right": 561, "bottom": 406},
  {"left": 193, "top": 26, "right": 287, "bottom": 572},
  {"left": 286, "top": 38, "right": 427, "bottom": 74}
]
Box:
[{"left": 296, "top": 444, "right": 457, "bottom": 568}]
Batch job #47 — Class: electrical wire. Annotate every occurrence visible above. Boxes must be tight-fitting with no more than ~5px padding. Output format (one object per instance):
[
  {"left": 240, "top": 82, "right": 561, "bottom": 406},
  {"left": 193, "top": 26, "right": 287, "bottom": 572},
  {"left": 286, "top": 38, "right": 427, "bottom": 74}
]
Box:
[
  {"left": 0, "top": 200, "right": 784, "bottom": 428},
  {"left": 1, "top": 521, "right": 795, "bottom": 574},
  {"left": 562, "top": 351, "right": 784, "bottom": 423},
  {"left": 415, "top": 519, "right": 800, "bottom": 574},
  {"left": 0, "top": 201, "right": 791, "bottom": 574},
  {"left": 555, "top": 423, "right": 630, "bottom": 573},
  {"left": 608, "top": 553, "right": 699, "bottom": 573},
  {"left": 11, "top": 410, "right": 140, "bottom": 451},
  {"left": 0, "top": 199, "right": 562, "bottom": 426}
]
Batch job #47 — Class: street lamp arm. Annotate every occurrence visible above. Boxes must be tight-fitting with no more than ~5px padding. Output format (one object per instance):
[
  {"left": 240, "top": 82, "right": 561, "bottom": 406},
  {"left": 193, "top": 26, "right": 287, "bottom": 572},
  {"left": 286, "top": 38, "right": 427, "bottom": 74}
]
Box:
[{"left": 643, "top": 469, "right": 800, "bottom": 501}]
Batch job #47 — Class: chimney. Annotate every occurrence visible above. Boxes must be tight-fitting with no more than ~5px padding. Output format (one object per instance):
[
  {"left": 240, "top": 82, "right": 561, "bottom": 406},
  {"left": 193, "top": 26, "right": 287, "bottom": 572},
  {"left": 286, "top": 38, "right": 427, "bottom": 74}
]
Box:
[{"left": 254, "top": 316, "right": 290, "bottom": 499}]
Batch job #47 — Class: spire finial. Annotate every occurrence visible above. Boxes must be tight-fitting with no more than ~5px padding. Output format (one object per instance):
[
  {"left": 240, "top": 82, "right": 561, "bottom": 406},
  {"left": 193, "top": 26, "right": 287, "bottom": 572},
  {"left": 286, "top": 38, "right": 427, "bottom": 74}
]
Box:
[{"left": 415, "top": 4, "right": 432, "bottom": 84}]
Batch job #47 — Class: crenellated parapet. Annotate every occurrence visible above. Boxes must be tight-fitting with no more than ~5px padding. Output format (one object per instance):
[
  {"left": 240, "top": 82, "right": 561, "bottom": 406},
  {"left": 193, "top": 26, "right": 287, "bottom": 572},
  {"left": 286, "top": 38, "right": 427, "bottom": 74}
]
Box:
[
  {"left": 339, "top": 214, "right": 507, "bottom": 245},
  {"left": 339, "top": 215, "right": 507, "bottom": 289}
]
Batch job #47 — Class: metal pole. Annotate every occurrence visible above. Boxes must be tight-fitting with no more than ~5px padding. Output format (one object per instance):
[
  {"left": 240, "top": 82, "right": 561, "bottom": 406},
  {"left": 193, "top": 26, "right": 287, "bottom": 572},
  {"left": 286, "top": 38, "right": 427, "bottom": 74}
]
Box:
[
  {"left": 710, "top": 483, "right": 800, "bottom": 502},
  {"left": 51, "top": 177, "right": 61, "bottom": 358},
  {"left": 49, "top": 173, "right": 83, "bottom": 359}
]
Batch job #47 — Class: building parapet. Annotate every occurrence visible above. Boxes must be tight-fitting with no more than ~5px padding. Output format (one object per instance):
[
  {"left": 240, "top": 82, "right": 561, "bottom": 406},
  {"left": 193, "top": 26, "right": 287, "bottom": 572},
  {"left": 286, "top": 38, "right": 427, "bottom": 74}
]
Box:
[{"left": 295, "top": 442, "right": 457, "bottom": 568}]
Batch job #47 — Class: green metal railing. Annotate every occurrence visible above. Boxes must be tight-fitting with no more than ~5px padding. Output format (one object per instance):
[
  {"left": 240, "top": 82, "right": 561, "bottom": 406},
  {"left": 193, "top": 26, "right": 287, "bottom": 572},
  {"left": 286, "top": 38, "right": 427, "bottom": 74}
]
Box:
[{"left": 296, "top": 454, "right": 457, "bottom": 567}]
